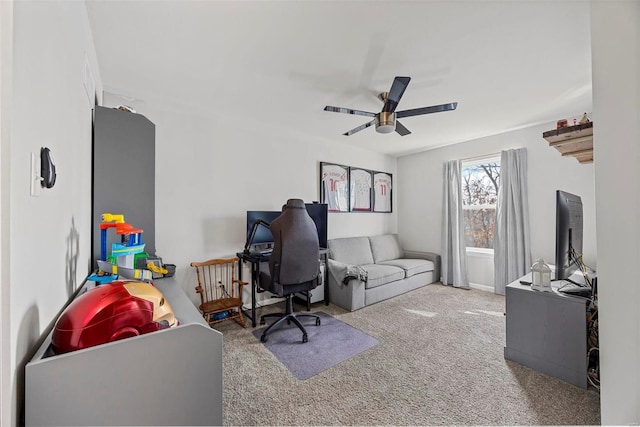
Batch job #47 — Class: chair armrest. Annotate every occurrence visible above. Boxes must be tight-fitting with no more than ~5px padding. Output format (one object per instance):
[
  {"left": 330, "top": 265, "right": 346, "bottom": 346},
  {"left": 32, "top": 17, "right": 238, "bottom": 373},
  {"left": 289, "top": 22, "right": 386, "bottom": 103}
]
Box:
[
  {"left": 327, "top": 259, "right": 350, "bottom": 284},
  {"left": 403, "top": 250, "right": 441, "bottom": 284},
  {"left": 232, "top": 279, "right": 247, "bottom": 288}
]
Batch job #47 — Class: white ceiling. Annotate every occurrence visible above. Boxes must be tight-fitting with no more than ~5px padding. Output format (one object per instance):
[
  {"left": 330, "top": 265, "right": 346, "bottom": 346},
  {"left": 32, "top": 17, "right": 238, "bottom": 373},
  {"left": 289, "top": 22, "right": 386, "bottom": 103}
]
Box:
[{"left": 85, "top": 1, "right": 593, "bottom": 157}]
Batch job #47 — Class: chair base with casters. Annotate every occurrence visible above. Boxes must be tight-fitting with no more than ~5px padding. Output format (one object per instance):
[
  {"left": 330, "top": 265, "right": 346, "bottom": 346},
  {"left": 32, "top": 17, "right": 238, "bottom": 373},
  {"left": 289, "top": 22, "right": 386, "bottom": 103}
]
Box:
[{"left": 260, "top": 294, "right": 320, "bottom": 343}]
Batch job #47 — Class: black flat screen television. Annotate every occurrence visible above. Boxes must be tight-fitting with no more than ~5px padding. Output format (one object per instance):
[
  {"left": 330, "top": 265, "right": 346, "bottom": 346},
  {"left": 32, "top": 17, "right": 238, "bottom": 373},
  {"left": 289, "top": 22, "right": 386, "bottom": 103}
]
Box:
[
  {"left": 555, "top": 190, "right": 584, "bottom": 281},
  {"left": 246, "top": 203, "right": 328, "bottom": 248}
]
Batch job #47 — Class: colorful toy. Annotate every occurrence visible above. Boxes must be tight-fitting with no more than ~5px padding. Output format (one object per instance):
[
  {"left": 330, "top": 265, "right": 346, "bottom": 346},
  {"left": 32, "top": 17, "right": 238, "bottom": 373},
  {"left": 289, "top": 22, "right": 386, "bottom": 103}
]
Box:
[
  {"left": 146, "top": 261, "right": 168, "bottom": 276},
  {"left": 89, "top": 213, "right": 152, "bottom": 283},
  {"left": 97, "top": 260, "right": 153, "bottom": 282},
  {"left": 100, "top": 213, "right": 146, "bottom": 267},
  {"left": 51, "top": 280, "right": 177, "bottom": 354}
]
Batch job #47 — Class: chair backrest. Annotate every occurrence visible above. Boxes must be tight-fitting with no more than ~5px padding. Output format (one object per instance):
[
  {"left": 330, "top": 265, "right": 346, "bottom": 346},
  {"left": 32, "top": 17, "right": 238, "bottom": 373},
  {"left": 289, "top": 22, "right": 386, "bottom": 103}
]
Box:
[
  {"left": 269, "top": 199, "right": 320, "bottom": 286},
  {"left": 191, "top": 257, "right": 240, "bottom": 305}
]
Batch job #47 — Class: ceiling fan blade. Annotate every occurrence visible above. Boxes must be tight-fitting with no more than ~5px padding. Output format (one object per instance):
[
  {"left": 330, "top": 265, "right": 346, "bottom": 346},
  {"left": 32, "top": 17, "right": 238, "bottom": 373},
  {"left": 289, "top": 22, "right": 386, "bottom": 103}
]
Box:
[
  {"left": 324, "top": 106, "right": 375, "bottom": 117},
  {"left": 396, "top": 102, "right": 458, "bottom": 118},
  {"left": 343, "top": 120, "right": 375, "bottom": 136},
  {"left": 395, "top": 121, "right": 411, "bottom": 136},
  {"left": 383, "top": 76, "right": 411, "bottom": 113}
]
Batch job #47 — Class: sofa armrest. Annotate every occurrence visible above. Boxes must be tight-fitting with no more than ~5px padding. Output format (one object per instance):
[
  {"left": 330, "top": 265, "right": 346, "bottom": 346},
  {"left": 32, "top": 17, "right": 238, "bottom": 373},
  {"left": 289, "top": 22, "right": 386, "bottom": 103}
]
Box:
[
  {"left": 326, "top": 259, "right": 366, "bottom": 311},
  {"left": 403, "top": 250, "right": 441, "bottom": 284}
]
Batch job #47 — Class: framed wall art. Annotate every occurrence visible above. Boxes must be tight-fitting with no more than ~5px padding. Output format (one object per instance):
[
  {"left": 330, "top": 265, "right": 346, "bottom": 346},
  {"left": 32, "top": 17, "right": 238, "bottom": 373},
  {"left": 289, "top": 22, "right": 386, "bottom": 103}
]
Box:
[
  {"left": 373, "top": 172, "right": 393, "bottom": 213},
  {"left": 349, "top": 168, "right": 372, "bottom": 212},
  {"left": 320, "top": 162, "right": 349, "bottom": 212}
]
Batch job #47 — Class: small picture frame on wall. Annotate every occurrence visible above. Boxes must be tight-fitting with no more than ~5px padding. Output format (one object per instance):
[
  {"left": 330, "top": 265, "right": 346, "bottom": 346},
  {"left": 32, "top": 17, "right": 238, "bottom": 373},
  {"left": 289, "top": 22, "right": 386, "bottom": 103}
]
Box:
[
  {"left": 349, "top": 168, "right": 372, "bottom": 212},
  {"left": 320, "top": 162, "right": 349, "bottom": 212},
  {"left": 373, "top": 172, "right": 392, "bottom": 213}
]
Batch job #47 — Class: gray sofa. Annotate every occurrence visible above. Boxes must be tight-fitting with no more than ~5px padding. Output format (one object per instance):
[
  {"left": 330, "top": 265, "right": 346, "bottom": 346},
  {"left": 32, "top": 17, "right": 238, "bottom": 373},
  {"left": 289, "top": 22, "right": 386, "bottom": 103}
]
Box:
[{"left": 326, "top": 234, "right": 441, "bottom": 311}]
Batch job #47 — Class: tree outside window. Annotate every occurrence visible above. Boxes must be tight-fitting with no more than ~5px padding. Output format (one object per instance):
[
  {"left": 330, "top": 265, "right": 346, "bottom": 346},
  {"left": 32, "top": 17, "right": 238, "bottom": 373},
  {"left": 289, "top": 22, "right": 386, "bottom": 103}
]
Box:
[{"left": 461, "top": 158, "right": 500, "bottom": 250}]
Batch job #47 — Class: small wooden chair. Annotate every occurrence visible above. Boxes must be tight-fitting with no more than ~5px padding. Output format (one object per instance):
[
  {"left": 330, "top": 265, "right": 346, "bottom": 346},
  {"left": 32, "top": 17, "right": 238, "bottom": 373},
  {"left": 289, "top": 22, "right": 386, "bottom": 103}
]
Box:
[{"left": 191, "top": 257, "right": 246, "bottom": 328}]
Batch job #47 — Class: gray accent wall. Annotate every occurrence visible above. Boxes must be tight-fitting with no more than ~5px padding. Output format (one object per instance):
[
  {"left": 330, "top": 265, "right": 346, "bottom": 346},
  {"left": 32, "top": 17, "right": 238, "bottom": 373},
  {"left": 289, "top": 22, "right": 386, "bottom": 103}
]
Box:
[{"left": 92, "top": 106, "right": 155, "bottom": 263}]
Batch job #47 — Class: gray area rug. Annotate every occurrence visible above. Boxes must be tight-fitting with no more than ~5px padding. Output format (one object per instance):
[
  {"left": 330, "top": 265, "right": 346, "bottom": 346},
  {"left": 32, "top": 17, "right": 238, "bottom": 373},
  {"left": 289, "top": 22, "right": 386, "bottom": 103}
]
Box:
[
  {"left": 251, "top": 311, "right": 379, "bottom": 380},
  {"left": 216, "top": 284, "right": 600, "bottom": 425}
]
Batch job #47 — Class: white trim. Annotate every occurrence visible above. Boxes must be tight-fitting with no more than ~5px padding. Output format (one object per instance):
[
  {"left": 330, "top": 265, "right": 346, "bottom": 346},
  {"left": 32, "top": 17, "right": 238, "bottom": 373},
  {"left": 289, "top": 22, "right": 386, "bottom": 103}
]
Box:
[
  {"left": 469, "top": 282, "right": 495, "bottom": 293},
  {"left": 461, "top": 154, "right": 501, "bottom": 167},
  {"left": 466, "top": 247, "right": 494, "bottom": 257},
  {"left": 462, "top": 204, "right": 496, "bottom": 210},
  {"left": 242, "top": 296, "right": 284, "bottom": 310}
]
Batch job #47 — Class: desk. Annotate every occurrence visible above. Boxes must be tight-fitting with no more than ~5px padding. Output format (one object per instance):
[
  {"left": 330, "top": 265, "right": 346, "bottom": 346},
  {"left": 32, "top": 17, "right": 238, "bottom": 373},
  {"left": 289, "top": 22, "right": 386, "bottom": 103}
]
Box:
[
  {"left": 237, "top": 248, "right": 328, "bottom": 327},
  {"left": 504, "top": 272, "right": 592, "bottom": 388}
]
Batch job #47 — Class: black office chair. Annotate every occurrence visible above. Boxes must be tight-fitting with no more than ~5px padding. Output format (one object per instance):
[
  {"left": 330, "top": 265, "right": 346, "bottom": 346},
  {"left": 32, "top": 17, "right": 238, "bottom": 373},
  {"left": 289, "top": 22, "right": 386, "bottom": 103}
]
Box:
[{"left": 258, "top": 199, "right": 322, "bottom": 343}]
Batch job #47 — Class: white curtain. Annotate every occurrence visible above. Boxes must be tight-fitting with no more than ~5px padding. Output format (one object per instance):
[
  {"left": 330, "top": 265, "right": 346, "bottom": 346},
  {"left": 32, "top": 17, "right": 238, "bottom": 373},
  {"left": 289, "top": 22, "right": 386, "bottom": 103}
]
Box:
[
  {"left": 494, "top": 148, "right": 531, "bottom": 294},
  {"left": 441, "top": 160, "right": 469, "bottom": 288}
]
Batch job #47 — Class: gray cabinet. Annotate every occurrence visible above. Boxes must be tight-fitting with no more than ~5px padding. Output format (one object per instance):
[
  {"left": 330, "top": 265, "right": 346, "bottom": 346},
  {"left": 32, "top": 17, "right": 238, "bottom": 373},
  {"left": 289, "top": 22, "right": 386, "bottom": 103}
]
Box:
[
  {"left": 25, "top": 278, "right": 223, "bottom": 426},
  {"left": 92, "top": 106, "right": 156, "bottom": 262},
  {"left": 504, "top": 275, "right": 588, "bottom": 388}
]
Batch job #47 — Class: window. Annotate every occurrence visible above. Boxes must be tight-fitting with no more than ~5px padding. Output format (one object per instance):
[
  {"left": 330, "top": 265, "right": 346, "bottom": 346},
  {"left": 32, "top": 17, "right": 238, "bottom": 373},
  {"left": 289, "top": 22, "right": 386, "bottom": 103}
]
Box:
[{"left": 461, "top": 156, "right": 500, "bottom": 250}]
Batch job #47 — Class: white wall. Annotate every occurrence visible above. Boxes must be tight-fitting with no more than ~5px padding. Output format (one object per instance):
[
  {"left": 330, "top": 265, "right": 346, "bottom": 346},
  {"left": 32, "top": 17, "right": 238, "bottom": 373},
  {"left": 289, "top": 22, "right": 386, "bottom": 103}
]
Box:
[
  {"left": 397, "top": 121, "right": 597, "bottom": 288},
  {"left": 5, "top": 2, "right": 102, "bottom": 425},
  {"left": 100, "top": 96, "right": 398, "bottom": 306},
  {"left": 466, "top": 251, "right": 495, "bottom": 290},
  {"left": 0, "top": 2, "right": 14, "bottom": 425},
  {"left": 591, "top": 1, "right": 640, "bottom": 423}
]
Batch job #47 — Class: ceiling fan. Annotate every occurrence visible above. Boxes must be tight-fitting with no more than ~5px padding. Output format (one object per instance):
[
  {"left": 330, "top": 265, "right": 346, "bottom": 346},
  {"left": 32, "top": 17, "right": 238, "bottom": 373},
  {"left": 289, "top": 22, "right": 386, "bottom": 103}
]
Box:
[{"left": 324, "top": 76, "right": 458, "bottom": 136}]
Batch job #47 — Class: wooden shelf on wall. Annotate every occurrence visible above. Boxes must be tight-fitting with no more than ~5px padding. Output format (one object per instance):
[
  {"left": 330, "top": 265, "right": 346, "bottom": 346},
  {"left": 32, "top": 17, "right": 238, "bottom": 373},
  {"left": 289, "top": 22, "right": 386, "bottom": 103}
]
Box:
[{"left": 543, "top": 121, "right": 593, "bottom": 164}]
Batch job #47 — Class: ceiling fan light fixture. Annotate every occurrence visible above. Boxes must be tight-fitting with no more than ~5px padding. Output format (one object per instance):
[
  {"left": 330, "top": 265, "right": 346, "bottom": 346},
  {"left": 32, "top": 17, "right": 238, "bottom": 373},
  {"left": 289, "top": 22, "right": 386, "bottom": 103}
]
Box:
[
  {"left": 375, "top": 112, "right": 396, "bottom": 134},
  {"left": 324, "top": 76, "right": 457, "bottom": 136}
]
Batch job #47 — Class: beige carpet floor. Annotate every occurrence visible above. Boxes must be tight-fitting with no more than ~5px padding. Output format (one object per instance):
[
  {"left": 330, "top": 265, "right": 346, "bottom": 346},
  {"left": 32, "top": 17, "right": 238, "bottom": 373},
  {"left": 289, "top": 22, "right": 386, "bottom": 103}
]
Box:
[{"left": 215, "top": 283, "right": 600, "bottom": 426}]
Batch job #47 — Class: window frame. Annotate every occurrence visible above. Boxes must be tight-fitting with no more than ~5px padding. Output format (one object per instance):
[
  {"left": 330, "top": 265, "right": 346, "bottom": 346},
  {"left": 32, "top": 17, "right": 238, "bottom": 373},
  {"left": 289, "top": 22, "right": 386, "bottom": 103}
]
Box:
[{"left": 461, "top": 155, "right": 501, "bottom": 253}]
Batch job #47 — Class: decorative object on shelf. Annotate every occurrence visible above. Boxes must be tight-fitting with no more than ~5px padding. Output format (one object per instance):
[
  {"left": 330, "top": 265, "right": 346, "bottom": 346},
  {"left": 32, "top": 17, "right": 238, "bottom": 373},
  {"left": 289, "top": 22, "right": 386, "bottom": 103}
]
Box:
[
  {"left": 115, "top": 105, "right": 136, "bottom": 113},
  {"left": 556, "top": 119, "right": 568, "bottom": 129},
  {"left": 543, "top": 121, "right": 594, "bottom": 164},
  {"left": 579, "top": 112, "right": 590, "bottom": 124},
  {"left": 531, "top": 258, "right": 552, "bottom": 292}
]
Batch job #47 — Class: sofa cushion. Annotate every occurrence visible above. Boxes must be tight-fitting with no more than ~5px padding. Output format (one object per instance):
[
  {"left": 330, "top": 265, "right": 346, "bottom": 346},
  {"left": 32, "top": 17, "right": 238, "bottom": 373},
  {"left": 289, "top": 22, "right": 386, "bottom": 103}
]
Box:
[
  {"left": 378, "top": 259, "right": 435, "bottom": 279},
  {"left": 360, "top": 264, "right": 405, "bottom": 289},
  {"left": 328, "top": 236, "right": 374, "bottom": 266},
  {"left": 369, "top": 234, "right": 404, "bottom": 263}
]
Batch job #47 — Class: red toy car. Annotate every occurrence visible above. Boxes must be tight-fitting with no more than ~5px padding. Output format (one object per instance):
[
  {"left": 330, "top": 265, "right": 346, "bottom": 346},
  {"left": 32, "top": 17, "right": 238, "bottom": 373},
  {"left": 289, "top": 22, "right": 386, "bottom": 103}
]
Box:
[{"left": 52, "top": 280, "right": 177, "bottom": 354}]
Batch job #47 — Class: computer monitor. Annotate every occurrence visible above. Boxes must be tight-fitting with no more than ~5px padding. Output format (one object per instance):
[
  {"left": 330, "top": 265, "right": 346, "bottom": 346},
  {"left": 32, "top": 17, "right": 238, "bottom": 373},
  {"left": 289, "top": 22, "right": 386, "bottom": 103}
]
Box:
[
  {"left": 305, "top": 203, "right": 328, "bottom": 248},
  {"left": 245, "top": 211, "right": 281, "bottom": 246},
  {"left": 555, "top": 190, "right": 584, "bottom": 280},
  {"left": 245, "top": 203, "right": 328, "bottom": 248}
]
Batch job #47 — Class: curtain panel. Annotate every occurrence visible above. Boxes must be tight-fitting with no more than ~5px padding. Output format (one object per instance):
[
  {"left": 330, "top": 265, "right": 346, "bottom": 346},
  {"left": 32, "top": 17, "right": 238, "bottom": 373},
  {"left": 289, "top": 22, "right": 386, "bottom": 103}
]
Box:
[
  {"left": 441, "top": 160, "right": 469, "bottom": 288},
  {"left": 494, "top": 148, "right": 531, "bottom": 294}
]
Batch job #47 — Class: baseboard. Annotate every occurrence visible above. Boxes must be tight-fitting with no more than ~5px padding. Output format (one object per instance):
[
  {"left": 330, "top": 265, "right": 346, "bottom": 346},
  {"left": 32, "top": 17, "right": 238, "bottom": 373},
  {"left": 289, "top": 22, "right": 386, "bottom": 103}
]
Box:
[
  {"left": 242, "top": 296, "right": 284, "bottom": 310},
  {"left": 469, "top": 282, "right": 494, "bottom": 293}
]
